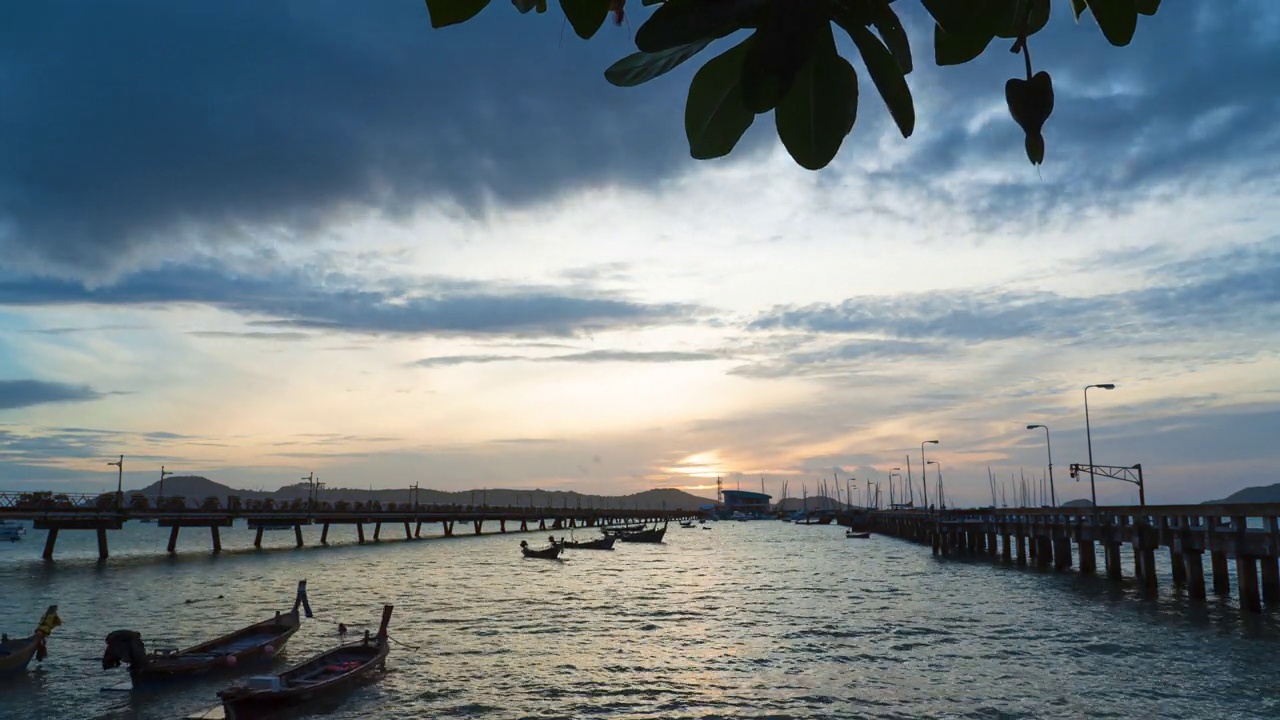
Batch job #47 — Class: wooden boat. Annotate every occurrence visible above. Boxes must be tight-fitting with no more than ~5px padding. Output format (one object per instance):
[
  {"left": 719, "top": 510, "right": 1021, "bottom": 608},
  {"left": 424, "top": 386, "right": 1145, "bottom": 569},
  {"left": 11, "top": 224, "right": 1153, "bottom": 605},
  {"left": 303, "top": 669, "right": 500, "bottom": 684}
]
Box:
[
  {"left": 217, "top": 605, "right": 393, "bottom": 720},
  {"left": 618, "top": 523, "right": 667, "bottom": 543},
  {"left": 600, "top": 524, "right": 644, "bottom": 536},
  {"left": 679, "top": 521, "right": 696, "bottom": 528},
  {"left": 103, "top": 581, "right": 311, "bottom": 685},
  {"left": 520, "top": 540, "right": 563, "bottom": 559},
  {"left": 0, "top": 519, "right": 25, "bottom": 542},
  {"left": 846, "top": 531, "right": 871, "bottom": 539},
  {"left": 0, "top": 606, "right": 60, "bottom": 676},
  {"left": 556, "top": 535, "right": 616, "bottom": 550}
]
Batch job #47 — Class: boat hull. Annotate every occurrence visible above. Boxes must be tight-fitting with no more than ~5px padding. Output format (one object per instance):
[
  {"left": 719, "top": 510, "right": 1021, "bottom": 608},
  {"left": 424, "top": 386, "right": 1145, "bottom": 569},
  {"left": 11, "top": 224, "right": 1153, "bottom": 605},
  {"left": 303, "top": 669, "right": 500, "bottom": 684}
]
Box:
[
  {"left": 115, "top": 613, "right": 300, "bottom": 686},
  {"left": 0, "top": 638, "right": 38, "bottom": 676}
]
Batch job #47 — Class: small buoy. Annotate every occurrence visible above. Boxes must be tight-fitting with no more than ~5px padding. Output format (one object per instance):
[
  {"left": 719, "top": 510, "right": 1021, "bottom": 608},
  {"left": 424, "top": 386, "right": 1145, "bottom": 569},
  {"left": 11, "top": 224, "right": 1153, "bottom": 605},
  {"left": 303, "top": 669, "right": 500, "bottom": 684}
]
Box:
[
  {"left": 263, "top": 645, "right": 275, "bottom": 657},
  {"left": 225, "top": 655, "right": 237, "bottom": 667}
]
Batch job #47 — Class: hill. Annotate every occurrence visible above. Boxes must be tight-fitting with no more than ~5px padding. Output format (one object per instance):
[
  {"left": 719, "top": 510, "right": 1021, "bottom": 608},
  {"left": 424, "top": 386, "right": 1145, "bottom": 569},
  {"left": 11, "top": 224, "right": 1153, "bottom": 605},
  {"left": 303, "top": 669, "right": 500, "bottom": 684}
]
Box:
[
  {"left": 1205, "top": 483, "right": 1280, "bottom": 505},
  {"left": 125, "top": 476, "right": 714, "bottom": 510},
  {"left": 1061, "top": 498, "right": 1095, "bottom": 508}
]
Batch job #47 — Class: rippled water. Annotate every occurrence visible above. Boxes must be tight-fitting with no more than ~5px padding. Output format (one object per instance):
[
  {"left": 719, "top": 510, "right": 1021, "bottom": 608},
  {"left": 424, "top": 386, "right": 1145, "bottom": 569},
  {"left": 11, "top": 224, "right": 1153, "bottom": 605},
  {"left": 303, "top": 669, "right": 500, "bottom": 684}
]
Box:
[{"left": 4, "top": 519, "right": 1280, "bottom": 719}]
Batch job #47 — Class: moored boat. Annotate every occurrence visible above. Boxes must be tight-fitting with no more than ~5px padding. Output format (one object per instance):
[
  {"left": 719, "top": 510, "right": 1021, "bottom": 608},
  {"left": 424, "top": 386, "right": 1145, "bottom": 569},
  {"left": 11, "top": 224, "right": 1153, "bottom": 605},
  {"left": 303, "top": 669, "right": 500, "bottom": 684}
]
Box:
[
  {"left": 618, "top": 523, "right": 667, "bottom": 544},
  {"left": 0, "top": 520, "right": 26, "bottom": 542},
  {"left": 103, "top": 581, "right": 312, "bottom": 685},
  {"left": 217, "top": 605, "right": 394, "bottom": 720},
  {"left": 520, "top": 540, "right": 563, "bottom": 559},
  {"left": 555, "top": 535, "right": 616, "bottom": 550},
  {"left": 846, "top": 531, "right": 871, "bottom": 539},
  {"left": 0, "top": 606, "right": 61, "bottom": 676},
  {"left": 600, "top": 524, "right": 644, "bottom": 537}
]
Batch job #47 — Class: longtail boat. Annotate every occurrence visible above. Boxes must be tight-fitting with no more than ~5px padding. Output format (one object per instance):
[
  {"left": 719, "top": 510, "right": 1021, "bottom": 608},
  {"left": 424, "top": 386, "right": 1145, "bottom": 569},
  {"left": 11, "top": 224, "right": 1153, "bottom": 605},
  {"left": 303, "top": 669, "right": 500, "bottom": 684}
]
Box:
[
  {"left": 216, "top": 604, "right": 393, "bottom": 720},
  {"left": 103, "top": 580, "right": 312, "bottom": 686},
  {"left": 520, "top": 540, "right": 563, "bottom": 559},
  {"left": 556, "top": 535, "right": 615, "bottom": 550},
  {"left": 0, "top": 606, "right": 61, "bottom": 676},
  {"left": 618, "top": 523, "right": 667, "bottom": 543}
]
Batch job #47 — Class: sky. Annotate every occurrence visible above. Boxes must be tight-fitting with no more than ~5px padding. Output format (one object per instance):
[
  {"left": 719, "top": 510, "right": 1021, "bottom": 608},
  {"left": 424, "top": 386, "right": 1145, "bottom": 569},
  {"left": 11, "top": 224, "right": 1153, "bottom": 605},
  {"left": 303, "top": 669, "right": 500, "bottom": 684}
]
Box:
[{"left": 1, "top": 1, "right": 1278, "bottom": 506}]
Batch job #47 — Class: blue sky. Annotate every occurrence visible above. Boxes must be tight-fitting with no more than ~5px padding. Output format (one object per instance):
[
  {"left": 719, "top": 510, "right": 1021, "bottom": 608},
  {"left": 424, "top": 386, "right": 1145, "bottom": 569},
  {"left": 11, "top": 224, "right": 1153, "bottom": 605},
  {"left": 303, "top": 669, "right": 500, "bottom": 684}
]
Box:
[{"left": 1, "top": 1, "right": 1278, "bottom": 504}]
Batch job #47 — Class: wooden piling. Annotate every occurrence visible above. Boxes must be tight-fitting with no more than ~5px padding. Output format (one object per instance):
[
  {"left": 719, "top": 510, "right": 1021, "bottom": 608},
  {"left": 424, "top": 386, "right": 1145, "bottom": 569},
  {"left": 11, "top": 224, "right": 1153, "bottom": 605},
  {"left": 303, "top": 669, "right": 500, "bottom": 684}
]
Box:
[
  {"left": 1261, "top": 557, "right": 1280, "bottom": 605},
  {"left": 473, "top": 520, "right": 483, "bottom": 535},
  {"left": 1184, "top": 550, "right": 1206, "bottom": 600},
  {"left": 97, "top": 528, "right": 109, "bottom": 559},
  {"left": 167, "top": 526, "right": 180, "bottom": 554},
  {"left": 321, "top": 523, "right": 330, "bottom": 545},
  {"left": 931, "top": 530, "right": 940, "bottom": 555},
  {"left": 374, "top": 522, "right": 382, "bottom": 541},
  {"left": 293, "top": 524, "right": 303, "bottom": 548},
  {"left": 404, "top": 521, "right": 412, "bottom": 540},
  {"left": 500, "top": 519, "right": 506, "bottom": 533},
  {"left": 988, "top": 531, "right": 999, "bottom": 557},
  {"left": 357, "top": 523, "right": 366, "bottom": 544},
  {"left": 1170, "top": 548, "right": 1186, "bottom": 585},
  {"left": 1001, "top": 533, "right": 1012, "bottom": 562},
  {"left": 1105, "top": 543, "right": 1123, "bottom": 581},
  {"left": 1237, "top": 556, "right": 1262, "bottom": 613},
  {"left": 443, "top": 520, "right": 454, "bottom": 537},
  {"left": 1211, "top": 551, "right": 1230, "bottom": 595},
  {"left": 1078, "top": 539, "right": 1096, "bottom": 573},
  {"left": 1015, "top": 531, "right": 1026, "bottom": 566},
  {"left": 212, "top": 525, "right": 223, "bottom": 554},
  {"left": 254, "top": 526, "right": 264, "bottom": 548},
  {"left": 1054, "top": 537, "right": 1072, "bottom": 571},
  {"left": 414, "top": 521, "right": 422, "bottom": 538},
  {"left": 42, "top": 527, "right": 58, "bottom": 560}
]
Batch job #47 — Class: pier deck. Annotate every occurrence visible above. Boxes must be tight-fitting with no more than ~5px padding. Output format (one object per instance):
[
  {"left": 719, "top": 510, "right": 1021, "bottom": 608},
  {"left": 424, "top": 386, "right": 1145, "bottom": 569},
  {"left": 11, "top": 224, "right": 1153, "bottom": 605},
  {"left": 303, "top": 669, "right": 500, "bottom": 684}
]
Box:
[
  {"left": 840, "top": 503, "right": 1280, "bottom": 614},
  {"left": 0, "top": 491, "right": 691, "bottom": 560}
]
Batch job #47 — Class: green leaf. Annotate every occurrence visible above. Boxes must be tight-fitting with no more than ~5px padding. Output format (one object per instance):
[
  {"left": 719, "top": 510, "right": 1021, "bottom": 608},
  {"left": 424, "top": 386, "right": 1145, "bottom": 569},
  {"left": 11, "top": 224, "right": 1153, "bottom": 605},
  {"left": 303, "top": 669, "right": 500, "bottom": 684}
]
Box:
[
  {"left": 992, "top": 0, "right": 1051, "bottom": 39},
  {"left": 605, "top": 40, "right": 713, "bottom": 87},
  {"left": 559, "top": 0, "right": 610, "bottom": 39},
  {"left": 636, "top": 0, "right": 763, "bottom": 53},
  {"left": 1085, "top": 0, "right": 1138, "bottom": 46},
  {"left": 845, "top": 25, "right": 913, "bottom": 138},
  {"left": 685, "top": 39, "right": 757, "bottom": 160},
  {"left": 870, "top": 3, "right": 913, "bottom": 74},
  {"left": 1135, "top": 0, "right": 1160, "bottom": 15},
  {"left": 425, "top": 0, "right": 491, "bottom": 28},
  {"left": 774, "top": 26, "right": 859, "bottom": 170},
  {"left": 934, "top": 24, "right": 993, "bottom": 66},
  {"left": 739, "top": 2, "right": 826, "bottom": 114}
]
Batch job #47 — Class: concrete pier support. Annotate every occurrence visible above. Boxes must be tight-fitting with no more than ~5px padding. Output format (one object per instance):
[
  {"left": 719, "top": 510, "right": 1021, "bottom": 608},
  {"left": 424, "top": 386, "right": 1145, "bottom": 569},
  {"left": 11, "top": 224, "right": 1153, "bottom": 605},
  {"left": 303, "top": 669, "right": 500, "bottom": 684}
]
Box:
[
  {"left": 414, "top": 521, "right": 422, "bottom": 538},
  {"left": 254, "top": 526, "right": 264, "bottom": 548},
  {"left": 1053, "top": 538, "right": 1072, "bottom": 571},
  {"left": 1135, "top": 546, "right": 1157, "bottom": 593},
  {"left": 473, "top": 520, "right": 483, "bottom": 535},
  {"left": 357, "top": 523, "right": 366, "bottom": 544},
  {"left": 1105, "top": 543, "right": 1123, "bottom": 581},
  {"left": 404, "top": 521, "right": 412, "bottom": 540},
  {"left": 1261, "top": 557, "right": 1280, "bottom": 605},
  {"left": 1078, "top": 540, "right": 1096, "bottom": 574},
  {"left": 321, "top": 523, "right": 330, "bottom": 545},
  {"left": 1035, "top": 537, "right": 1051, "bottom": 569},
  {"left": 1184, "top": 550, "right": 1207, "bottom": 600},
  {"left": 500, "top": 519, "right": 506, "bottom": 533},
  {"left": 1170, "top": 549, "right": 1186, "bottom": 585},
  {"left": 1237, "top": 556, "right": 1262, "bottom": 613},
  {"left": 931, "top": 530, "right": 940, "bottom": 555},
  {"left": 1211, "top": 551, "right": 1230, "bottom": 595},
  {"left": 538, "top": 519, "right": 546, "bottom": 530},
  {"left": 1015, "top": 532, "right": 1026, "bottom": 566},
  {"left": 42, "top": 528, "right": 59, "bottom": 560},
  {"left": 374, "top": 522, "right": 382, "bottom": 541},
  {"left": 988, "top": 532, "right": 999, "bottom": 557},
  {"left": 520, "top": 519, "right": 528, "bottom": 532},
  {"left": 1001, "top": 534, "right": 1012, "bottom": 563},
  {"left": 167, "top": 526, "right": 180, "bottom": 554},
  {"left": 212, "top": 525, "right": 223, "bottom": 554},
  {"left": 443, "top": 521, "right": 454, "bottom": 537},
  {"left": 97, "top": 528, "right": 109, "bottom": 560},
  {"left": 294, "top": 524, "right": 303, "bottom": 548}
]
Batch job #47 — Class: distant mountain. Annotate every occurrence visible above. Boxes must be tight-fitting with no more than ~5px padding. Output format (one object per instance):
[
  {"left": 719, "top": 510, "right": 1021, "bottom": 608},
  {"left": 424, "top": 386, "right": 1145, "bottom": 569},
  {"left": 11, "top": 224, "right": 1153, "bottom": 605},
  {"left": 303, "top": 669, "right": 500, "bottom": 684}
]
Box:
[
  {"left": 1205, "top": 483, "right": 1280, "bottom": 504},
  {"left": 1061, "top": 498, "right": 1095, "bottom": 508},
  {"left": 124, "top": 476, "right": 714, "bottom": 510}
]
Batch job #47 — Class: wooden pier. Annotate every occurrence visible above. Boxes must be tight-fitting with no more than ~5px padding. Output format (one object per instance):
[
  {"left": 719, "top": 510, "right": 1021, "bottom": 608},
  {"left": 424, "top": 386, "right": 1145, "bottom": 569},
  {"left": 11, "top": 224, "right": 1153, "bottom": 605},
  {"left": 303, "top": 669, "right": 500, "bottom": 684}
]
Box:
[
  {"left": 0, "top": 491, "right": 692, "bottom": 560},
  {"left": 841, "top": 503, "right": 1280, "bottom": 614}
]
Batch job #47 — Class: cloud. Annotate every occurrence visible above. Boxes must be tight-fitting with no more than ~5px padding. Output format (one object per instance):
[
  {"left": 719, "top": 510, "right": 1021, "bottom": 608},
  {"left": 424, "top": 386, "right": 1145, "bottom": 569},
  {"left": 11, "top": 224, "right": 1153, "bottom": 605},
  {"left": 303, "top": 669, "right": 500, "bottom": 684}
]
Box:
[
  {"left": 749, "top": 245, "right": 1280, "bottom": 349},
  {"left": 411, "top": 349, "right": 723, "bottom": 368},
  {"left": 0, "top": 380, "right": 101, "bottom": 410},
  {"left": 0, "top": 261, "right": 698, "bottom": 338}
]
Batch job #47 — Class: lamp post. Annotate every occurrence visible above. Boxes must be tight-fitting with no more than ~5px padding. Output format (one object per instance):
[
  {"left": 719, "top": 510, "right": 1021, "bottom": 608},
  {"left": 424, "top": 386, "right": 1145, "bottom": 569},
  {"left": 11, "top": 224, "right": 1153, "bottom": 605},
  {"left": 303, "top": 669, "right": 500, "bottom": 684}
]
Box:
[
  {"left": 920, "top": 440, "right": 939, "bottom": 509},
  {"left": 927, "top": 460, "right": 944, "bottom": 509},
  {"left": 1026, "top": 424, "right": 1056, "bottom": 507},
  {"left": 889, "top": 468, "right": 902, "bottom": 508},
  {"left": 158, "top": 465, "right": 174, "bottom": 505},
  {"left": 1084, "top": 383, "right": 1116, "bottom": 507},
  {"left": 108, "top": 455, "right": 124, "bottom": 510}
]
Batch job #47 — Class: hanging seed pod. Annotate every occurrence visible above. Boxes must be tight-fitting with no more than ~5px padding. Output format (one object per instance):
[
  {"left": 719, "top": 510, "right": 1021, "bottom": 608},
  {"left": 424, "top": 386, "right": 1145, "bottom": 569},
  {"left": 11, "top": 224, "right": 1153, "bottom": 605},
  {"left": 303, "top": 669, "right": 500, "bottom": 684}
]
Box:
[{"left": 1005, "top": 70, "right": 1054, "bottom": 165}]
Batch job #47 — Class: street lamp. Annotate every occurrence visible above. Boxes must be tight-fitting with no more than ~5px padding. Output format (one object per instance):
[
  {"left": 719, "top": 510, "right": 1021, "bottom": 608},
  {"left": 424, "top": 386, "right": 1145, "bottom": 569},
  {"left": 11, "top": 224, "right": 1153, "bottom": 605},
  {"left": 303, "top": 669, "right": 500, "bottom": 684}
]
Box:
[
  {"left": 1026, "top": 424, "right": 1056, "bottom": 507},
  {"left": 890, "top": 467, "right": 902, "bottom": 507},
  {"left": 920, "top": 440, "right": 939, "bottom": 508},
  {"left": 107, "top": 455, "right": 124, "bottom": 510},
  {"left": 1083, "top": 383, "right": 1116, "bottom": 507},
  {"left": 158, "top": 465, "right": 174, "bottom": 505},
  {"left": 927, "top": 460, "right": 944, "bottom": 509}
]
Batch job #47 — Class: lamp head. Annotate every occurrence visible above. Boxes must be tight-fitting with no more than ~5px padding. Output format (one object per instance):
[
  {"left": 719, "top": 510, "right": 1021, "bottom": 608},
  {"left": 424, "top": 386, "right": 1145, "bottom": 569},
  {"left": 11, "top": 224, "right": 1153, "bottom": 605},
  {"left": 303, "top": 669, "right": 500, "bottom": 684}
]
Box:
[
  {"left": 1099, "top": 383, "right": 1116, "bottom": 390},
  {"left": 927, "top": 460, "right": 937, "bottom": 465},
  {"left": 925, "top": 440, "right": 939, "bottom": 445},
  {"left": 1026, "top": 424, "right": 1044, "bottom": 430}
]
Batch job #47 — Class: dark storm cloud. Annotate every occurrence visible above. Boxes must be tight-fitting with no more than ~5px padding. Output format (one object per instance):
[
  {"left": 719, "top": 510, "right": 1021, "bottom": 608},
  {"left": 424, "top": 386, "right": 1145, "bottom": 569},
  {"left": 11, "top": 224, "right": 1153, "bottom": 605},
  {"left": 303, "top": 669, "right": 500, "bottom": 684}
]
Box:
[
  {"left": 745, "top": 244, "right": 1280, "bottom": 368},
  {"left": 0, "top": 1, "right": 713, "bottom": 270},
  {"left": 0, "top": 261, "right": 696, "bottom": 337},
  {"left": 0, "top": 380, "right": 101, "bottom": 410},
  {"left": 843, "top": 1, "right": 1280, "bottom": 229}
]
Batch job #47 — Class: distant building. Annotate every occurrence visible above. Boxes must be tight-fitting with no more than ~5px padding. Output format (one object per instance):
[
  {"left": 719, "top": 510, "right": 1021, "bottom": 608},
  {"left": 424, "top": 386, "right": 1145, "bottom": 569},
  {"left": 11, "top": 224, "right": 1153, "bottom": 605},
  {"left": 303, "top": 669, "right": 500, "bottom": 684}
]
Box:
[{"left": 721, "top": 490, "right": 772, "bottom": 518}]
